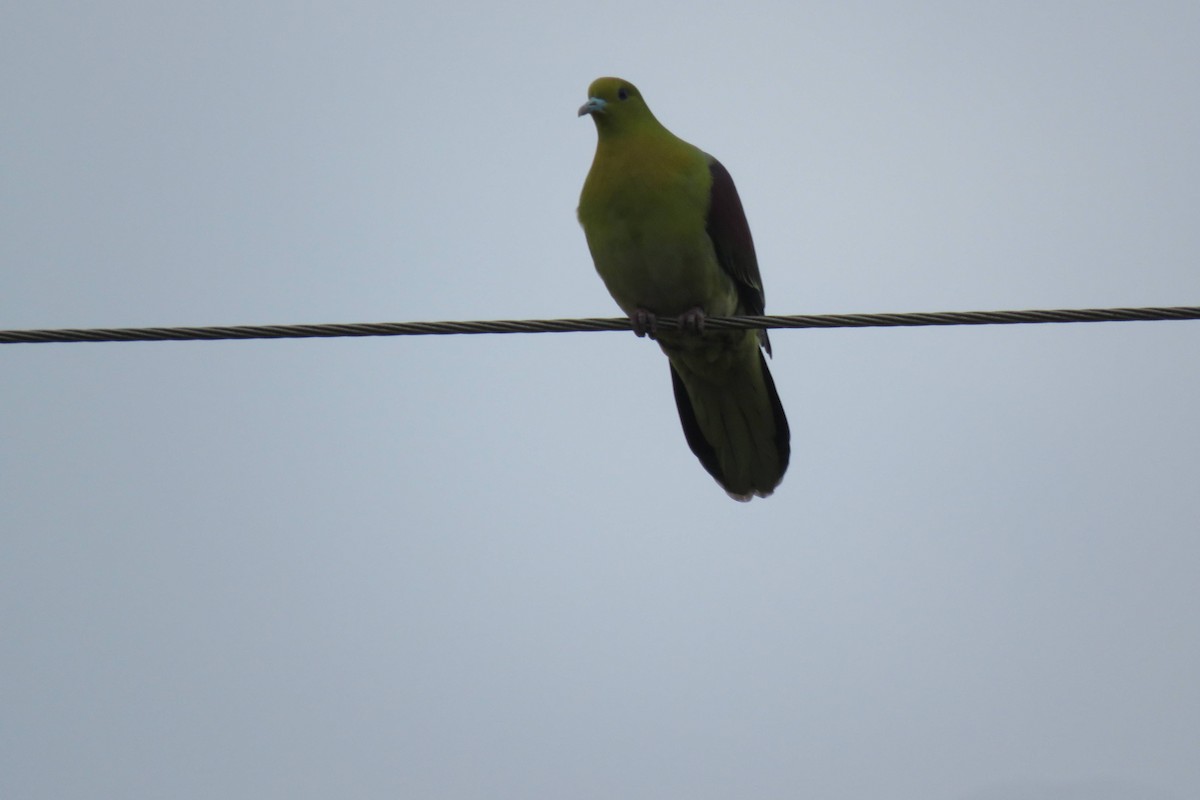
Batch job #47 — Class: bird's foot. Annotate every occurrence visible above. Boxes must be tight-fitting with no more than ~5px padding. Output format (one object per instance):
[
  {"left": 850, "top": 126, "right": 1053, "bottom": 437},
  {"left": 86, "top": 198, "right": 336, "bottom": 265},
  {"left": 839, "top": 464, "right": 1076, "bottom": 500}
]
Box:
[
  {"left": 630, "top": 308, "right": 658, "bottom": 339},
  {"left": 678, "top": 307, "right": 706, "bottom": 335}
]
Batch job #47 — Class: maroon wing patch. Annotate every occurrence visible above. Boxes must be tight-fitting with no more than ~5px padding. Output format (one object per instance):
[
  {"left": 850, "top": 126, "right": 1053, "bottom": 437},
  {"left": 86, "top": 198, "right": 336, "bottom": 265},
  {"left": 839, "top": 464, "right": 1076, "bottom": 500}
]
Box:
[{"left": 706, "top": 157, "right": 770, "bottom": 353}]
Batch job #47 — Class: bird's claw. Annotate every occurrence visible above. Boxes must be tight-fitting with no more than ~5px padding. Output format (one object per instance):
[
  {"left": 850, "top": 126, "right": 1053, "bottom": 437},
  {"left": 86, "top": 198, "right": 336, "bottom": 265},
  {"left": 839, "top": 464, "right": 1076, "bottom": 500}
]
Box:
[
  {"left": 630, "top": 309, "right": 658, "bottom": 339},
  {"left": 630, "top": 308, "right": 706, "bottom": 338},
  {"left": 679, "top": 307, "right": 706, "bottom": 335}
]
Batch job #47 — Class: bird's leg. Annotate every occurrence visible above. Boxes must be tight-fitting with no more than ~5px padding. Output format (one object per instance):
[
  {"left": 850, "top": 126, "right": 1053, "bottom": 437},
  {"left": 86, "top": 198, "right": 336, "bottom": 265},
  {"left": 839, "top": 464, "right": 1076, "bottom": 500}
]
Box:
[
  {"left": 678, "top": 306, "right": 706, "bottom": 335},
  {"left": 630, "top": 308, "right": 658, "bottom": 339}
]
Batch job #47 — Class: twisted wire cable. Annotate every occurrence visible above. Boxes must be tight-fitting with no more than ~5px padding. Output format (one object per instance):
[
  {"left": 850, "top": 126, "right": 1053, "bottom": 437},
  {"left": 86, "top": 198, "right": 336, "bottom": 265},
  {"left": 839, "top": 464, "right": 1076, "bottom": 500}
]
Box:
[{"left": 2, "top": 305, "right": 1199, "bottom": 345}]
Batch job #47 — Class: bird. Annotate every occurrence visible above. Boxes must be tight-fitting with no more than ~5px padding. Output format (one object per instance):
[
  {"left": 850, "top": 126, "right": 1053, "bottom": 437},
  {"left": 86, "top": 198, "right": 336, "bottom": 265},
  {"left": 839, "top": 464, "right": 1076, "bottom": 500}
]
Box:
[{"left": 577, "top": 77, "right": 789, "bottom": 500}]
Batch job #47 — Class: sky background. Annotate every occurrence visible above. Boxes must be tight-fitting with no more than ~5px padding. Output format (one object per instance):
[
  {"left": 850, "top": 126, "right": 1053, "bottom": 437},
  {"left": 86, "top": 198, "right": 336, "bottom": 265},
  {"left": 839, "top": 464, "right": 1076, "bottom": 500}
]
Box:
[{"left": 3, "top": 2, "right": 1199, "bottom": 798}]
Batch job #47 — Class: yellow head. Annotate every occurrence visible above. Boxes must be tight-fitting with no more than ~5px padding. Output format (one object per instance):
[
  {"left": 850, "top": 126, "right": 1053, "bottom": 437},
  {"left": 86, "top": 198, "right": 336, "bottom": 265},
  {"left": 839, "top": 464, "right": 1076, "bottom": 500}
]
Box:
[{"left": 578, "top": 77, "right": 664, "bottom": 136}]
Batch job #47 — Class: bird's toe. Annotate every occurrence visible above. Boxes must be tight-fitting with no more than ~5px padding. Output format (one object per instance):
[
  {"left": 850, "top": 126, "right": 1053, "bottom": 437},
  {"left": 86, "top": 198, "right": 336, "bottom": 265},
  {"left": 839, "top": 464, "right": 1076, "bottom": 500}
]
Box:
[
  {"left": 679, "top": 307, "right": 707, "bottom": 335},
  {"left": 630, "top": 308, "right": 658, "bottom": 339}
]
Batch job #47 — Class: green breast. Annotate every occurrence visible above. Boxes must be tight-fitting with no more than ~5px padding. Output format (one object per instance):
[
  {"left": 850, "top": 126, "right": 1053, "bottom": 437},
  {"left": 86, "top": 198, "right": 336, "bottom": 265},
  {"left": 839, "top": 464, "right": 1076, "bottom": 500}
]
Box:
[{"left": 579, "top": 135, "right": 736, "bottom": 317}]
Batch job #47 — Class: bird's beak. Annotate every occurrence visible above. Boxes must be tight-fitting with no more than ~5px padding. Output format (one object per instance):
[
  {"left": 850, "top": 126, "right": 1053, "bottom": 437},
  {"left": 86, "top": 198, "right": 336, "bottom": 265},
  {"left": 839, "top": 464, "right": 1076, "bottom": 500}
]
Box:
[{"left": 578, "top": 97, "right": 606, "bottom": 117}]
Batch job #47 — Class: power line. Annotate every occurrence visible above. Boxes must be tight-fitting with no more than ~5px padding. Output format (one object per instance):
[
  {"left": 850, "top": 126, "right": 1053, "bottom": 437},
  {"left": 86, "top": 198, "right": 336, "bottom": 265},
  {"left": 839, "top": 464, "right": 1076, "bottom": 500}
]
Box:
[{"left": 2, "top": 305, "right": 1198, "bottom": 345}]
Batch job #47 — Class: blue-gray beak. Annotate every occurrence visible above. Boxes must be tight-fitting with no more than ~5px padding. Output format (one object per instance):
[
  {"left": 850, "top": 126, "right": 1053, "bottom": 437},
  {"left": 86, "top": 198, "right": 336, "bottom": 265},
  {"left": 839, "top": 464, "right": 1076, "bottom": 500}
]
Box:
[{"left": 578, "top": 97, "right": 606, "bottom": 117}]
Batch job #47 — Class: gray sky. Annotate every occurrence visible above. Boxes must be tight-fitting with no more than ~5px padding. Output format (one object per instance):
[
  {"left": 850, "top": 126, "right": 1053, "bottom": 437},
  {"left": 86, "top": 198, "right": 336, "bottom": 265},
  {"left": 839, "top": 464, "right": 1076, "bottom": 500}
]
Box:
[{"left": 3, "top": 2, "right": 1199, "bottom": 798}]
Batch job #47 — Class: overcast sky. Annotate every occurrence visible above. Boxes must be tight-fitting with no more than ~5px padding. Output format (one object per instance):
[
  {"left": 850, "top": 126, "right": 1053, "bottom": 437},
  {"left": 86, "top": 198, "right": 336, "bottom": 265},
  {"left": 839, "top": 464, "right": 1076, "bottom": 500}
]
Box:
[{"left": 3, "top": 2, "right": 1199, "bottom": 799}]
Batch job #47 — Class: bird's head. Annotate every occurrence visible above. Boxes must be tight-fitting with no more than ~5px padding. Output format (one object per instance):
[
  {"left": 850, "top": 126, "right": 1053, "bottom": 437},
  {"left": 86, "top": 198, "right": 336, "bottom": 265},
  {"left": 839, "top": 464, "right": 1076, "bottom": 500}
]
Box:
[{"left": 578, "top": 77, "right": 661, "bottom": 136}]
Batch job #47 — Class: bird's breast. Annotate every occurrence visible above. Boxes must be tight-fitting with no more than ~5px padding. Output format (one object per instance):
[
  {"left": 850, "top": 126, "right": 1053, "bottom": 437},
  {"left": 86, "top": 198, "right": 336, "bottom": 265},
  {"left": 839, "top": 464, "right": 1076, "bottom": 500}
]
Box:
[{"left": 578, "top": 143, "right": 737, "bottom": 318}]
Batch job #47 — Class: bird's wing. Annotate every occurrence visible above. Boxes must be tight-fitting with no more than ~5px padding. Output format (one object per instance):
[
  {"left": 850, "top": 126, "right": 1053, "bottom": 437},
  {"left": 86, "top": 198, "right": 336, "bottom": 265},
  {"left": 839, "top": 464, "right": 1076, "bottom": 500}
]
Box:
[{"left": 705, "top": 157, "right": 764, "bottom": 314}]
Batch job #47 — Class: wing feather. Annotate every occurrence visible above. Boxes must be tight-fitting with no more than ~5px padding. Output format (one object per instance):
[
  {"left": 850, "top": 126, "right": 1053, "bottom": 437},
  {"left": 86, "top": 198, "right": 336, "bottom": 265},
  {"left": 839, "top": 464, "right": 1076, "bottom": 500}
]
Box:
[{"left": 705, "top": 157, "right": 771, "bottom": 354}]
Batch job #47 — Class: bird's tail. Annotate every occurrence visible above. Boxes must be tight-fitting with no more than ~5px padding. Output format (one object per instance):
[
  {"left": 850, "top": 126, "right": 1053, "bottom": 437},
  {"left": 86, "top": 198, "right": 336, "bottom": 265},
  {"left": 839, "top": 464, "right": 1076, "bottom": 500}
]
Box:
[{"left": 669, "top": 345, "right": 790, "bottom": 501}]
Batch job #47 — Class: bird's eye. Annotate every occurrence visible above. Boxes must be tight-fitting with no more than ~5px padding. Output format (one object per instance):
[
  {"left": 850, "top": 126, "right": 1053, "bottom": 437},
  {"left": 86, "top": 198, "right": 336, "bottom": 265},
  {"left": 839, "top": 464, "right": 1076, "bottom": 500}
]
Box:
[{"left": 617, "top": 87, "right": 629, "bottom": 100}]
